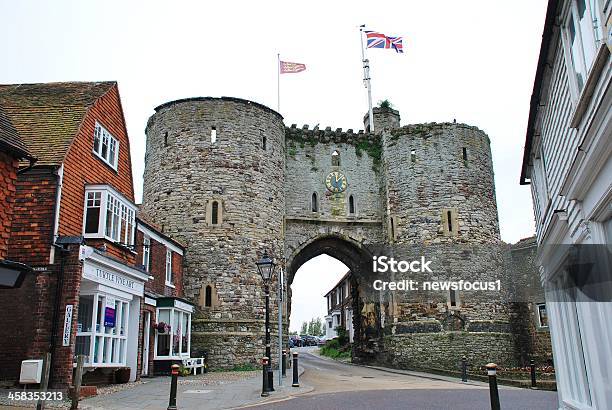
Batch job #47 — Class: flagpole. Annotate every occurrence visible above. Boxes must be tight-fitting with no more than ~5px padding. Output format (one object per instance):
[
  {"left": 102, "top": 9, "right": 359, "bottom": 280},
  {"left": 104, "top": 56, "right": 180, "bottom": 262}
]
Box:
[
  {"left": 277, "top": 53, "right": 281, "bottom": 112},
  {"left": 360, "top": 25, "right": 374, "bottom": 133}
]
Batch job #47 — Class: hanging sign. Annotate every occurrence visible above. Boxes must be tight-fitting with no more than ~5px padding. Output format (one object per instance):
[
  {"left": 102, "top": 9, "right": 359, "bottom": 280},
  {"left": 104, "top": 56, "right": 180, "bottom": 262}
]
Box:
[
  {"left": 62, "top": 305, "right": 73, "bottom": 346},
  {"left": 104, "top": 297, "right": 116, "bottom": 328}
]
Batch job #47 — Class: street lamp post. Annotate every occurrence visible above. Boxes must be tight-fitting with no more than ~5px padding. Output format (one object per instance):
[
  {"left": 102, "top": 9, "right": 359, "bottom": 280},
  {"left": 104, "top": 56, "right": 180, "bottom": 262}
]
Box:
[{"left": 256, "top": 251, "right": 275, "bottom": 393}]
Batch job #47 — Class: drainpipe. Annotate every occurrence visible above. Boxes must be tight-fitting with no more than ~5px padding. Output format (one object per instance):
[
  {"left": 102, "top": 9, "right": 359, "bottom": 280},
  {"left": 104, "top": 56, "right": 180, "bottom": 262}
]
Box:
[
  {"left": 47, "top": 165, "right": 65, "bottom": 387},
  {"left": 47, "top": 243, "right": 67, "bottom": 388}
]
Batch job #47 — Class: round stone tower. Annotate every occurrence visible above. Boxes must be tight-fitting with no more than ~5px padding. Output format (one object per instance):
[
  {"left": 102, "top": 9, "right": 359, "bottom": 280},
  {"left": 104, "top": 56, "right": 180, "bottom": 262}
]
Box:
[
  {"left": 383, "top": 122, "right": 500, "bottom": 244},
  {"left": 142, "top": 97, "right": 285, "bottom": 367}
]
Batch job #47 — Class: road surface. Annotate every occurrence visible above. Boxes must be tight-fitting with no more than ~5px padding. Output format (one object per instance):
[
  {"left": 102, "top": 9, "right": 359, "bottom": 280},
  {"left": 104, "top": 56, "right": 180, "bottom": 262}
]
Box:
[{"left": 242, "top": 347, "right": 558, "bottom": 410}]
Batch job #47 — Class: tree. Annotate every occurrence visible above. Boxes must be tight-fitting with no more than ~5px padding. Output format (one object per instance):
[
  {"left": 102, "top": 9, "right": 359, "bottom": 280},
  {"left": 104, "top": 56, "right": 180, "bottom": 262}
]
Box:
[{"left": 300, "top": 321, "right": 308, "bottom": 335}]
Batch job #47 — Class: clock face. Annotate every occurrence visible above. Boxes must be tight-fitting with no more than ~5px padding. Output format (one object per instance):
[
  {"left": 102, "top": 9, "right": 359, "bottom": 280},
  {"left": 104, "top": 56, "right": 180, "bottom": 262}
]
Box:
[{"left": 325, "top": 171, "right": 348, "bottom": 193}]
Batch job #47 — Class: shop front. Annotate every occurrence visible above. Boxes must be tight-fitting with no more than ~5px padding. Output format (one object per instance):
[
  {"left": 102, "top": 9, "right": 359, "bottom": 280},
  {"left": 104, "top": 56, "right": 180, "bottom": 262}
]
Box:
[
  {"left": 152, "top": 297, "right": 194, "bottom": 374},
  {"left": 75, "top": 248, "right": 149, "bottom": 383}
]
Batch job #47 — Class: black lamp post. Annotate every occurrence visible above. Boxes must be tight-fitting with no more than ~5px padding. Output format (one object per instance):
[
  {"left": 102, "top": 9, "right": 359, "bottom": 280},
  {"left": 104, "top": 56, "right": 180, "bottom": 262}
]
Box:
[{"left": 256, "top": 251, "right": 275, "bottom": 392}]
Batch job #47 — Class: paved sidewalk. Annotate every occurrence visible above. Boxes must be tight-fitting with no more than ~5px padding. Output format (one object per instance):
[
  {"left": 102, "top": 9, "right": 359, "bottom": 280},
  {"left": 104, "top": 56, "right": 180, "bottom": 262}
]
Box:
[{"left": 81, "top": 369, "right": 309, "bottom": 410}]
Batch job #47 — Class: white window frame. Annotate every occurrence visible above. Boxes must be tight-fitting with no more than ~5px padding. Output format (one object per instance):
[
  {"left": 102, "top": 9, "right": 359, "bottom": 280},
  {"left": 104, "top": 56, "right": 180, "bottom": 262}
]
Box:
[
  {"left": 93, "top": 122, "right": 119, "bottom": 170},
  {"left": 143, "top": 235, "right": 151, "bottom": 272},
  {"left": 561, "top": 0, "right": 603, "bottom": 98},
  {"left": 153, "top": 308, "right": 191, "bottom": 360},
  {"left": 83, "top": 185, "right": 137, "bottom": 247},
  {"left": 165, "top": 249, "right": 173, "bottom": 286},
  {"left": 75, "top": 293, "right": 130, "bottom": 367},
  {"left": 536, "top": 303, "right": 549, "bottom": 328}
]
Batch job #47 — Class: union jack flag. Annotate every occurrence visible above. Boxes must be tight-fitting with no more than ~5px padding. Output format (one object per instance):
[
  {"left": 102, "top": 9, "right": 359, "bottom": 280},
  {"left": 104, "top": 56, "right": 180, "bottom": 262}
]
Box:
[{"left": 365, "top": 31, "right": 403, "bottom": 53}]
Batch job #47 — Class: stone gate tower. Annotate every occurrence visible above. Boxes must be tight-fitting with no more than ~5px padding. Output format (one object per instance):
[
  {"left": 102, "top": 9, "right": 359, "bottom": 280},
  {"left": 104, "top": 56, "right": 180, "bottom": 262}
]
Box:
[
  {"left": 142, "top": 97, "right": 547, "bottom": 371},
  {"left": 142, "top": 98, "right": 285, "bottom": 366}
]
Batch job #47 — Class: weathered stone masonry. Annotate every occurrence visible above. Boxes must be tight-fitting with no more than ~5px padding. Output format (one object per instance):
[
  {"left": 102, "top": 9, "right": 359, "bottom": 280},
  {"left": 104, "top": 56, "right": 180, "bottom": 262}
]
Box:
[{"left": 142, "top": 100, "right": 551, "bottom": 371}]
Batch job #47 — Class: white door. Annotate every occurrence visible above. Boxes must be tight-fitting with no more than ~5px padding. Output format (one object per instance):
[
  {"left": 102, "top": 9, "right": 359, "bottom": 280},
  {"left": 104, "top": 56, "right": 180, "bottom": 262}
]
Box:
[{"left": 142, "top": 311, "right": 150, "bottom": 376}]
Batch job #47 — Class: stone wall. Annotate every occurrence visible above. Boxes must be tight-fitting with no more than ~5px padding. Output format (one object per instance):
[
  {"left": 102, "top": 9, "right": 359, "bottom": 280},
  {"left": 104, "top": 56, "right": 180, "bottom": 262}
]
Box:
[{"left": 382, "top": 332, "right": 519, "bottom": 371}]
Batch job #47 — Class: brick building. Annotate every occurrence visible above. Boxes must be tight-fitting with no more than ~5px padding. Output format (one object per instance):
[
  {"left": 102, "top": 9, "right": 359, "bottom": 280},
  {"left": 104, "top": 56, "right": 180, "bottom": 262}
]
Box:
[
  {"left": 324, "top": 271, "right": 354, "bottom": 342},
  {"left": 0, "top": 82, "right": 189, "bottom": 388},
  {"left": 135, "top": 216, "right": 192, "bottom": 376},
  {"left": 0, "top": 106, "right": 36, "bottom": 287}
]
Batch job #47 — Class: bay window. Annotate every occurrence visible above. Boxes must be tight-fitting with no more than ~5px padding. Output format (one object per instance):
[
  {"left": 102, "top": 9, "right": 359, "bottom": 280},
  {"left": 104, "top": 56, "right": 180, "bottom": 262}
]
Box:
[
  {"left": 75, "top": 294, "right": 130, "bottom": 366},
  {"left": 154, "top": 308, "right": 191, "bottom": 359},
  {"left": 83, "top": 185, "right": 136, "bottom": 247}
]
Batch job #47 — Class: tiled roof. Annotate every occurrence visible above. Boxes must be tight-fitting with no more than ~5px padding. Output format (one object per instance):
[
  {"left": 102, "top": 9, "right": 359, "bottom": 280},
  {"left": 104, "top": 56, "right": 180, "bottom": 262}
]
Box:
[
  {"left": 0, "top": 81, "right": 115, "bottom": 165},
  {"left": 0, "top": 106, "right": 32, "bottom": 159}
]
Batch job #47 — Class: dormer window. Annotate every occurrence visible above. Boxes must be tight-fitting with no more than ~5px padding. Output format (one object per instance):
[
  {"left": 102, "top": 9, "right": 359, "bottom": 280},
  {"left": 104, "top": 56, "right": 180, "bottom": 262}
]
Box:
[
  {"left": 83, "top": 185, "right": 136, "bottom": 246},
  {"left": 93, "top": 122, "right": 119, "bottom": 170}
]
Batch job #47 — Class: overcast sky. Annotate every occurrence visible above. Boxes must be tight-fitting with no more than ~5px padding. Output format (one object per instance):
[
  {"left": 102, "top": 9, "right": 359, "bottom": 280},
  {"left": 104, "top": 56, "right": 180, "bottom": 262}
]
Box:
[{"left": 1, "top": 0, "right": 549, "bottom": 332}]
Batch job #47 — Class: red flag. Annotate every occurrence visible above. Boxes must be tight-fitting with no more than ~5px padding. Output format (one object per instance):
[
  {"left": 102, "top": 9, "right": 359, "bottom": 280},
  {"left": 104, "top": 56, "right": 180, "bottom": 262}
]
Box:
[{"left": 280, "top": 61, "right": 306, "bottom": 74}]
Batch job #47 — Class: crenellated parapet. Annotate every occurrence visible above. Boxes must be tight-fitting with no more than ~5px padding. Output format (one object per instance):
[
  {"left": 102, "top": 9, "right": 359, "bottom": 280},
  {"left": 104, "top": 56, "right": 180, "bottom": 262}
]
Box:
[{"left": 285, "top": 123, "right": 378, "bottom": 145}]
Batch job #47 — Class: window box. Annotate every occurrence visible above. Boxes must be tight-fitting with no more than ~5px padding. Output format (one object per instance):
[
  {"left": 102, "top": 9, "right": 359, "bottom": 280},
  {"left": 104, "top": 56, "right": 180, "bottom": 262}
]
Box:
[{"left": 83, "top": 185, "right": 137, "bottom": 247}]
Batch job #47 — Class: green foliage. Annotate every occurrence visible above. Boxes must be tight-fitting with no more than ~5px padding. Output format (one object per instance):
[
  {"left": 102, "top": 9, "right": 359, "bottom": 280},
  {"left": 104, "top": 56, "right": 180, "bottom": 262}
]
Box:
[
  {"left": 320, "top": 338, "right": 351, "bottom": 359},
  {"left": 307, "top": 317, "right": 324, "bottom": 336},
  {"left": 355, "top": 139, "right": 382, "bottom": 170},
  {"left": 377, "top": 99, "right": 393, "bottom": 109},
  {"left": 178, "top": 365, "right": 191, "bottom": 377},
  {"left": 288, "top": 147, "right": 296, "bottom": 157},
  {"left": 300, "top": 322, "right": 308, "bottom": 335},
  {"left": 335, "top": 325, "right": 349, "bottom": 346}
]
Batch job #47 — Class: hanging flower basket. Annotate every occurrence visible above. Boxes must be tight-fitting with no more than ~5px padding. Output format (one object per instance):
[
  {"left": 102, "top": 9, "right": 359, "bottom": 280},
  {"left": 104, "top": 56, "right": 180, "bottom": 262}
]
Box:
[{"left": 155, "top": 322, "right": 171, "bottom": 334}]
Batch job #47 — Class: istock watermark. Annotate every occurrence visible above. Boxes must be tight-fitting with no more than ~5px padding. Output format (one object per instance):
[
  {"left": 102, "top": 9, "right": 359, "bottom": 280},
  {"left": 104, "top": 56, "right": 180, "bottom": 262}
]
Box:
[{"left": 372, "top": 256, "right": 433, "bottom": 273}]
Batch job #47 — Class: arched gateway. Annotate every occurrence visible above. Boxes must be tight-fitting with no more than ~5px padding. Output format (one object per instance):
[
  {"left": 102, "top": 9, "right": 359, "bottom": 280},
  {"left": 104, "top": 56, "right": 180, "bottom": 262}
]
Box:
[{"left": 141, "top": 97, "right": 539, "bottom": 372}]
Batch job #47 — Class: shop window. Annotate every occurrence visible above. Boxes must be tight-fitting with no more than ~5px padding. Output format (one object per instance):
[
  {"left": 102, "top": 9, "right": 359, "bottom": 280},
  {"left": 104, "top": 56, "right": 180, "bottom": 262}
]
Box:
[
  {"left": 83, "top": 186, "right": 136, "bottom": 246},
  {"left": 311, "top": 192, "right": 318, "bottom": 212},
  {"left": 155, "top": 308, "right": 191, "bottom": 359},
  {"left": 142, "top": 236, "right": 151, "bottom": 272},
  {"left": 166, "top": 249, "right": 173, "bottom": 286},
  {"left": 536, "top": 303, "right": 549, "bottom": 328},
  {"left": 93, "top": 122, "right": 119, "bottom": 170},
  {"left": 348, "top": 195, "right": 355, "bottom": 215},
  {"left": 74, "top": 294, "right": 129, "bottom": 367},
  {"left": 332, "top": 150, "right": 340, "bottom": 166}
]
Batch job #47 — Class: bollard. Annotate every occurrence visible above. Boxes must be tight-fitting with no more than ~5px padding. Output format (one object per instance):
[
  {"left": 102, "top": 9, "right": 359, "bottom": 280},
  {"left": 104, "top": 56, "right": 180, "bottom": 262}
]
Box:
[
  {"left": 486, "top": 363, "right": 500, "bottom": 410},
  {"left": 530, "top": 359, "right": 536, "bottom": 388},
  {"left": 282, "top": 350, "right": 287, "bottom": 377},
  {"left": 261, "top": 357, "right": 270, "bottom": 397},
  {"left": 268, "top": 365, "right": 275, "bottom": 392},
  {"left": 461, "top": 356, "right": 468, "bottom": 382},
  {"left": 292, "top": 352, "right": 299, "bottom": 387},
  {"left": 167, "top": 364, "right": 179, "bottom": 410}
]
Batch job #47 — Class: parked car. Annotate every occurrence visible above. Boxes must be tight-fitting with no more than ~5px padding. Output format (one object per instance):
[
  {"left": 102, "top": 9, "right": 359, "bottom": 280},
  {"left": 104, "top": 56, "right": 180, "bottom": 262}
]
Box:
[
  {"left": 289, "top": 335, "right": 302, "bottom": 347},
  {"left": 301, "top": 335, "right": 318, "bottom": 346},
  {"left": 316, "top": 336, "right": 327, "bottom": 346}
]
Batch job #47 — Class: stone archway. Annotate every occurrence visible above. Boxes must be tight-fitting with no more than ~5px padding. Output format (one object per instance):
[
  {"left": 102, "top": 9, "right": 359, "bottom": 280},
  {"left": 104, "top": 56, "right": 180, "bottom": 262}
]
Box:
[{"left": 285, "top": 234, "right": 382, "bottom": 362}]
